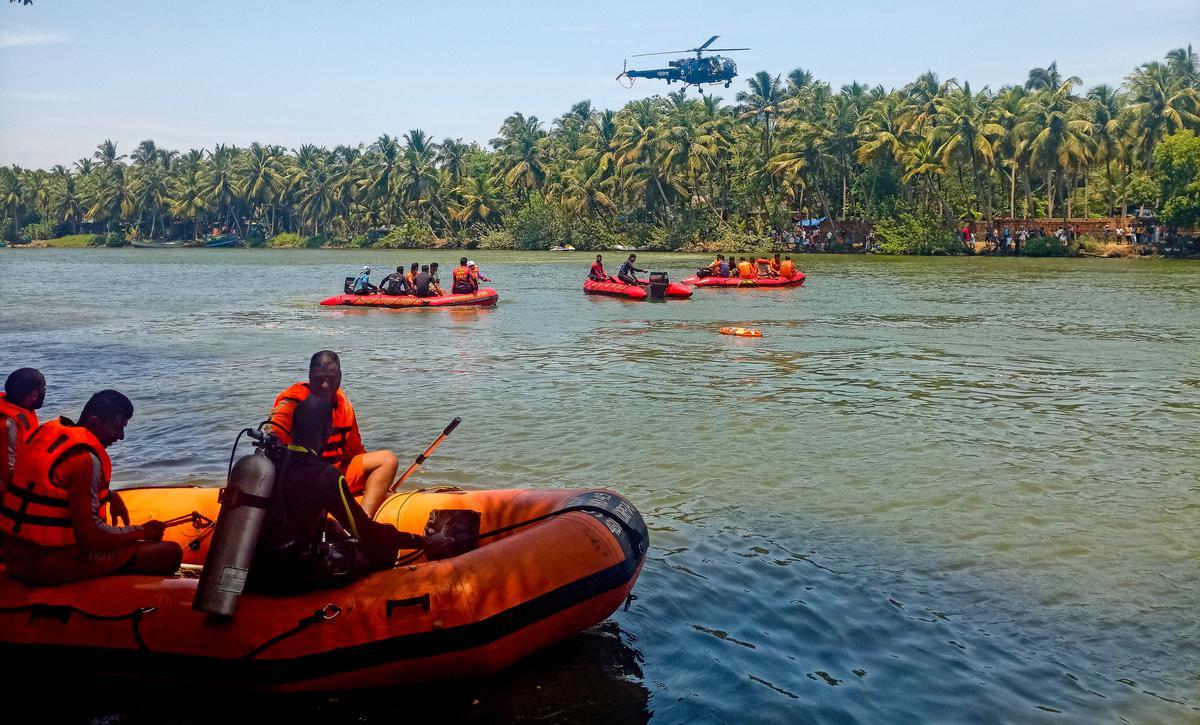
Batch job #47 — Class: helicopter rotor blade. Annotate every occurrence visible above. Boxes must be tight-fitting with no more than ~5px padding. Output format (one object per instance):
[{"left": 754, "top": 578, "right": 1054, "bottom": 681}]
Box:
[
  {"left": 698, "top": 35, "right": 719, "bottom": 50},
  {"left": 632, "top": 50, "right": 692, "bottom": 57},
  {"left": 705, "top": 48, "right": 751, "bottom": 52}
]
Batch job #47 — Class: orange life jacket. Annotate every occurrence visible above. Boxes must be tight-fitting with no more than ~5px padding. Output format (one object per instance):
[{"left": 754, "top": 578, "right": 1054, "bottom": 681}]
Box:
[
  {"left": 266, "top": 383, "right": 364, "bottom": 471},
  {"left": 737, "top": 261, "right": 756, "bottom": 278},
  {"left": 453, "top": 266, "right": 471, "bottom": 283},
  {"left": 769, "top": 258, "right": 782, "bottom": 273},
  {"left": 0, "top": 417, "right": 111, "bottom": 547},
  {"left": 708, "top": 259, "right": 722, "bottom": 273},
  {"left": 779, "top": 260, "right": 796, "bottom": 278},
  {"left": 0, "top": 393, "right": 38, "bottom": 490}
]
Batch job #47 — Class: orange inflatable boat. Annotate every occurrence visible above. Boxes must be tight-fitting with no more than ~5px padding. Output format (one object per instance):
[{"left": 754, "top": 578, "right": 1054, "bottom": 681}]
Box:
[{"left": 0, "top": 485, "right": 647, "bottom": 692}]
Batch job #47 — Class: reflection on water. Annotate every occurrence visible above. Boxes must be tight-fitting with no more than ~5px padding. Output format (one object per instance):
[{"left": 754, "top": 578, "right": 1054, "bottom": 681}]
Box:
[{"left": 1, "top": 249, "right": 1198, "bottom": 722}]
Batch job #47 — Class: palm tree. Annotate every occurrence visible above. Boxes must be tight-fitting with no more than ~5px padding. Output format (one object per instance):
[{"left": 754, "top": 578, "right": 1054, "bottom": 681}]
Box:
[
  {"left": 451, "top": 175, "right": 504, "bottom": 226},
  {"left": 93, "top": 139, "right": 125, "bottom": 170},
  {"left": 736, "top": 71, "right": 785, "bottom": 189},
  {"left": 1025, "top": 62, "right": 1064, "bottom": 92},
  {"left": 1125, "top": 60, "right": 1200, "bottom": 166},
  {"left": 0, "top": 167, "right": 24, "bottom": 239},
  {"left": 1166, "top": 44, "right": 1199, "bottom": 87},
  {"left": 168, "top": 171, "right": 209, "bottom": 241},
  {"left": 492, "top": 112, "right": 548, "bottom": 201},
  {"left": 1021, "top": 79, "right": 1092, "bottom": 218},
  {"left": 933, "top": 81, "right": 1005, "bottom": 219}
]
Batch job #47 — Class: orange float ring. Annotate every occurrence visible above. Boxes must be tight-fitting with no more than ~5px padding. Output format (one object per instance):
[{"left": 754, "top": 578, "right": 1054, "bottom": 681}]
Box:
[{"left": 719, "top": 326, "right": 762, "bottom": 337}]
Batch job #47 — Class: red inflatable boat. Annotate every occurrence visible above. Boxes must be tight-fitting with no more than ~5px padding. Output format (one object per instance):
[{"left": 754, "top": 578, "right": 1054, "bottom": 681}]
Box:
[
  {"left": 682, "top": 272, "right": 806, "bottom": 288},
  {"left": 321, "top": 288, "right": 499, "bottom": 308},
  {"left": 583, "top": 279, "right": 692, "bottom": 300}
]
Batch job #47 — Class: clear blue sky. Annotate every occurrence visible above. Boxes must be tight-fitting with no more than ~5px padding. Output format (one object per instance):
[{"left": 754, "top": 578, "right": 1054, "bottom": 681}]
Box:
[{"left": 1, "top": 0, "right": 1196, "bottom": 168}]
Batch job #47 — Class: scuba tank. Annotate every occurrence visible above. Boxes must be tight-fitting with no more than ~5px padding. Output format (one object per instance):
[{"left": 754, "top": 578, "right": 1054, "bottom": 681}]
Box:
[{"left": 193, "top": 432, "right": 276, "bottom": 617}]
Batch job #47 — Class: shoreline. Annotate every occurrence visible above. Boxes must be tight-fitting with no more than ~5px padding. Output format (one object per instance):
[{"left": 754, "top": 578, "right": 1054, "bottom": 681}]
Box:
[{"left": 8, "top": 239, "right": 1192, "bottom": 259}]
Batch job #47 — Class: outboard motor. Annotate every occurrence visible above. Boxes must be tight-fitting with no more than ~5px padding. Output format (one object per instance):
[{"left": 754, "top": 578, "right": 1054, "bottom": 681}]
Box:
[
  {"left": 193, "top": 431, "right": 276, "bottom": 617},
  {"left": 343, "top": 276, "right": 355, "bottom": 294},
  {"left": 648, "top": 272, "right": 670, "bottom": 301}
]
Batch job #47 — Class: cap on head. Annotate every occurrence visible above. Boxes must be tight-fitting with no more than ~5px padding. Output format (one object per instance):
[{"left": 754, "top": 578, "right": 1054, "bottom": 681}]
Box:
[
  {"left": 362, "top": 265, "right": 371, "bottom": 273},
  {"left": 467, "top": 260, "right": 476, "bottom": 267}
]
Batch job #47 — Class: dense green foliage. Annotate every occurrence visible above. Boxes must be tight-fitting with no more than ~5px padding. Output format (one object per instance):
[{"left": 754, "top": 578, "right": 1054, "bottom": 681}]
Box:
[
  {"left": 1152, "top": 130, "right": 1200, "bottom": 227},
  {"left": 2, "top": 48, "right": 1197, "bottom": 250}
]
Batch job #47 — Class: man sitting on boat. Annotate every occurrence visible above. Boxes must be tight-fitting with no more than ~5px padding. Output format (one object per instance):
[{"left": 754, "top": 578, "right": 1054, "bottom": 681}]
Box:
[
  {"left": 0, "top": 390, "right": 182, "bottom": 585},
  {"left": 588, "top": 254, "right": 610, "bottom": 282},
  {"left": 696, "top": 255, "right": 723, "bottom": 278},
  {"left": 351, "top": 266, "right": 377, "bottom": 295},
  {"left": 452, "top": 257, "right": 478, "bottom": 294},
  {"left": 769, "top": 254, "right": 783, "bottom": 276},
  {"left": 380, "top": 266, "right": 409, "bottom": 295},
  {"left": 251, "top": 395, "right": 447, "bottom": 593},
  {"left": 617, "top": 254, "right": 648, "bottom": 285},
  {"left": 737, "top": 257, "right": 756, "bottom": 279},
  {"left": 267, "top": 351, "right": 397, "bottom": 517},
  {"left": 413, "top": 265, "right": 436, "bottom": 298},
  {"left": 429, "top": 262, "right": 447, "bottom": 296},
  {"left": 779, "top": 256, "right": 797, "bottom": 278},
  {"left": 1, "top": 367, "right": 44, "bottom": 495},
  {"left": 755, "top": 257, "right": 776, "bottom": 277},
  {"left": 467, "top": 260, "right": 490, "bottom": 284}
]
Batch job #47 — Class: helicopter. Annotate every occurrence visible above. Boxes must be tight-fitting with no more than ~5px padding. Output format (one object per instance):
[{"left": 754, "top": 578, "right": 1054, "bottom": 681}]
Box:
[{"left": 617, "top": 35, "right": 749, "bottom": 92}]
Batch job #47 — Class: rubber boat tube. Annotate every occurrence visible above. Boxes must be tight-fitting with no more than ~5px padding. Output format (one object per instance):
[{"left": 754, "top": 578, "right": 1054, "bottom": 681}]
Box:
[{"left": 0, "top": 486, "right": 647, "bottom": 692}]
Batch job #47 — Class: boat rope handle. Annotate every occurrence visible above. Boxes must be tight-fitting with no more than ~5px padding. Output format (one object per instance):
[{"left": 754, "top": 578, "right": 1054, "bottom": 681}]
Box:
[
  {"left": 241, "top": 603, "right": 342, "bottom": 660},
  {"left": 0, "top": 603, "right": 156, "bottom": 651}
]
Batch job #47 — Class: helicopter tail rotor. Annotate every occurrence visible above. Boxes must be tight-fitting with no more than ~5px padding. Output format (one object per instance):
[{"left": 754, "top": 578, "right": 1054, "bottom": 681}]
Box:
[{"left": 616, "top": 59, "right": 636, "bottom": 88}]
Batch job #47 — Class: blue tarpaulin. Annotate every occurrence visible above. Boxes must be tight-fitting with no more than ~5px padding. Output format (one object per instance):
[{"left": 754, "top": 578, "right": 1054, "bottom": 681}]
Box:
[{"left": 799, "top": 217, "right": 826, "bottom": 228}]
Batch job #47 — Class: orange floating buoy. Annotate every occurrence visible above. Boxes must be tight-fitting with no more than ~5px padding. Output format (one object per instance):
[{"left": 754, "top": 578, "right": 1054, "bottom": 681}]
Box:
[{"left": 720, "top": 326, "right": 762, "bottom": 337}]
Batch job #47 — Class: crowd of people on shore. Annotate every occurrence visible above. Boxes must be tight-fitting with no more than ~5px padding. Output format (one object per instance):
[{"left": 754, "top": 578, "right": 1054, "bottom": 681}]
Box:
[
  {"left": 351, "top": 258, "right": 491, "bottom": 297},
  {"left": 0, "top": 355, "right": 453, "bottom": 593}
]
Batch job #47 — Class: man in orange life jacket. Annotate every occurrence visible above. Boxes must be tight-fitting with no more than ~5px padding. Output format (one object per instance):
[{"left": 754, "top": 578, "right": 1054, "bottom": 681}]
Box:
[
  {"left": 266, "top": 351, "right": 397, "bottom": 517},
  {"left": 0, "top": 390, "right": 182, "bottom": 585},
  {"left": 1, "top": 368, "right": 45, "bottom": 494},
  {"left": 779, "top": 256, "right": 797, "bottom": 278},
  {"left": 451, "top": 257, "right": 478, "bottom": 294}
]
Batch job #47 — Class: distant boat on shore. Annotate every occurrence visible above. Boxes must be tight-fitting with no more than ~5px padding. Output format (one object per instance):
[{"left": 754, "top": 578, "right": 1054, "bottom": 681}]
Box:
[
  {"left": 549, "top": 244, "right": 577, "bottom": 252},
  {"left": 203, "top": 234, "right": 240, "bottom": 248},
  {"left": 131, "top": 239, "right": 191, "bottom": 249}
]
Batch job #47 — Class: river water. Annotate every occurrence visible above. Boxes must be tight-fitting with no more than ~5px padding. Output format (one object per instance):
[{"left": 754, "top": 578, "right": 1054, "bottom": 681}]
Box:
[{"left": 1, "top": 249, "right": 1197, "bottom": 723}]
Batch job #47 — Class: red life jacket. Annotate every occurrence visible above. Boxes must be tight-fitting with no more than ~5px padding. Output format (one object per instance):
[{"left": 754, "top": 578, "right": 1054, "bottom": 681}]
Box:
[
  {"left": 0, "top": 417, "right": 111, "bottom": 547},
  {"left": 0, "top": 393, "right": 38, "bottom": 491}
]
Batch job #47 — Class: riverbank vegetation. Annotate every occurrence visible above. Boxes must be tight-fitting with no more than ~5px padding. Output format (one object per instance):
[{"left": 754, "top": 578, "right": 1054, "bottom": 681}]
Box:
[{"left": 2, "top": 48, "right": 1197, "bottom": 253}]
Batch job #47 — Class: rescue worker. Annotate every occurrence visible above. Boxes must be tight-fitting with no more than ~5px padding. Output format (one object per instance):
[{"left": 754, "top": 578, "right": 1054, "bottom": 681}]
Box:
[
  {"left": 769, "top": 253, "right": 783, "bottom": 276},
  {"left": 0, "top": 390, "right": 182, "bottom": 585},
  {"left": 1, "top": 368, "right": 44, "bottom": 493},
  {"left": 467, "top": 260, "right": 490, "bottom": 284},
  {"left": 412, "top": 265, "right": 435, "bottom": 297},
  {"left": 779, "top": 255, "right": 797, "bottom": 278},
  {"left": 266, "top": 351, "right": 398, "bottom": 517},
  {"left": 429, "top": 262, "right": 446, "bottom": 296},
  {"left": 451, "top": 257, "right": 477, "bottom": 294},
  {"left": 721, "top": 254, "right": 735, "bottom": 276},
  {"left": 351, "top": 266, "right": 376, "bottom": 295},
  {"left": 699, "top": 255, "right": 723, "bottom": 278},
  {"left": 588, "top": 254, "right": 610, "bottom": 282},
  {"left": 617, "top": 254, "right": 648, "bottom": 285},
  {"left": 404, "top": 262, "right": 420, "bottom": 291},
  {"left": 755, "top": 257, "right": 775, "bottom": 277},
  {"left": 251, "top": 395, "right": 450, "bottom": 593},
  {"left": 737, "top": 257, "right": 756, "bottom": 279},
  {"left": 380, "top": 266, "right": 409, "bottom": 295}
]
